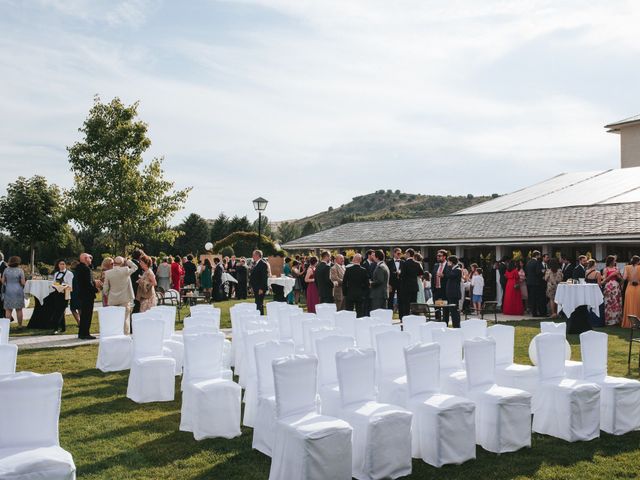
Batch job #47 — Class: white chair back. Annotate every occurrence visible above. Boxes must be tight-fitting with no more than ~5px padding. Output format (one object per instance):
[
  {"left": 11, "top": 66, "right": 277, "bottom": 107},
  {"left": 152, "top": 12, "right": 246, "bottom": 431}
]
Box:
[
  {"left": 432, "top": 328, "right": 463, "bottom": 371},
  {"left": 184, "top": 316, "right": 217, "bottom": 329},
  {"left": 369, "top": 324, "right": 400, "bottom": 350},
  {"left": 488, "top": 324, "right": 515, "bottom": 366},
  {"left": 0, "top": 372, "right": 62, "bottom": 449},
  {"left": 401, "top": 315, "right": 425, "bottom": 343},
  {"left": 190, "top": 304, "right": 215, "bottom": 314},
  {"left": 255, "top": 340, "right": 295, "bottom": 398},
  {"left": 132, "top": 317, "right": 165, "bottom": 359},
  {"left": 334, "top": 310, "right": 357, "bottom": 337},
  {"left": 148, "top": 306, "right": 176, "bottom": 339},
  {"left": 460, "top": 319, "right": 487, "bottom": 341},
  {"left": 316, "top": 335, "right": 355, "bottom": 387},
  {"left": 0, "top": 344, "right": 18, "bottom": 375},
  {"left": 309, "top": 327, "right": 337, "bottom": 355},
  {"left": 246, "top": 330, "right": 278, "bottom": 381},
  {"left": 535, "top": 333, "right": 567, "bottom": 381},
  {"left": 375, "top": 330, "right": 411, "bottom": 379},
  {"left": 404, "top": 342, "right": 440, "bottom": 397},
  {"left": 316, "top": 303, "right": 337, "bottom": 322},
  {"left": 580, "top": 330, "right": 608, "bottom": 379},
  {"left": 464, "top": 337, "right": 496, "bottom": 390},
  {"left": 183, "top": 324, "right": 218, "bottom": 335},
  {"left": 272, "top": 355, "right": 318, "bottom": 419},
  {"left": 183, "top": 332, "right": 225, "bottom": 383},
  {"left": 277, "top": 306, "right": 293, "bottom": 340},
  {"left": 98, "top": 306, "right": 128, "bottom": 338},
  {"left": 370, "top": 308, "right": 393, "bottom": 324},
  {"left": 354, "top": 317, "right": 381, "bottom": 347},
  {"left": 266, "top": 301, "right": 281, "bottom": 320},
  {"left": 290, "top": 313, "right": 316, "bottom": 349},
  {"left": 419, "top": 322, "right": 447, "bottom": 343},
  {"left": 302, "top": 318, "right": 332, "bottom": 353},
  {"left": 540, "top": 321, "right": 567, "bottom": 337},
  {"left": 0, "top": 318, "right": 11, "bottom": 344},
  {"left": 336, "top": 347, "right": 376, "bottom": 406}
]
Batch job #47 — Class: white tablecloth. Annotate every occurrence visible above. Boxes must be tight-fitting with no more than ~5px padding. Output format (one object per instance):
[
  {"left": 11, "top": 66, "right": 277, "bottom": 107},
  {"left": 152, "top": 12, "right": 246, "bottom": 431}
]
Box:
[
  {"left": 222, "top": 273, "right": 238, "bottom": 284},
  {"left": 268, "top": 277, "right": 296, "bottom": 297},
  {"left": 554, "top": 283, "right": 604, "bottom": 318},
  {"left": 24, "top": 280, "right": 53, "bottom": 304}
]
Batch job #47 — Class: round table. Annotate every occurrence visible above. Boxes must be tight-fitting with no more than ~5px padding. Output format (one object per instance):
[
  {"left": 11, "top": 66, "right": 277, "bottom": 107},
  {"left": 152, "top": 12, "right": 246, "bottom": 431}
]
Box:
[
  {"left": 554, "top": 283, "right": 603, "bottom": 334},
  {"left": 24, "top": 279, "right": 57, "bottom": 329},
  {"left": 268, "top": 277, "right": 296, "bottom": 298}
]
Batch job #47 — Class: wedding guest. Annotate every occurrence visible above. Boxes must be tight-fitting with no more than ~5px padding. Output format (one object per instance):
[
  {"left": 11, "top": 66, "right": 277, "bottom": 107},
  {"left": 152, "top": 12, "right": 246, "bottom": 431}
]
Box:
[
  {"left": 292, "top": 260, "right": 304, "bottom": 304},
  {"left": 130, "top": 249, "right": 143, "bottom": 314},
  {"left": 387, "top": 248, "right": 403, "bottom": 310},
  {"left": 156, "top": 257, "right": 171, "bottom": 292},
  {"left": 330, "top": 254, "right": 346, "bottom": 310},
  {"left": 75, "top": 253, "right": 99, "bottom": 340},
  {"left": 432, "top": 250, "right": 450, "bottom": 323},
  {"left": 415, "top": 253, "right": 426, "bottom": 304},
  {"left": 572, "top": 255, "right": 588, "bottom": 280},
  {"left": 525, "top": 251, "right": 544, "bottom": 317},
  {"left": 518, "top": 260, "right": 528, "bottom": 313},
  {"left": 342, "top": 253, "right": 369, "bottom": 317},
  {"left": 183, "top": 254, "right": 197, "bottom": 286},
  {"left": 283, "top": 257, "right": 294, "bottom": 304},
  {"left": 305, "top": 256, "right": 320, "bottom": 313},
  {"left": 543, "top": 258, "right": 563, "bottom": 319},
  {"left": 445, "top": 255, "right": 462, "bottom": 327},
  {"left": 200, "top": 258, "right": 213, "bottom": 301},
  {"left": 622, "top": 256, "right": 640, "bottom": 328},
  {"left": 68, "top": 260, "right": 81, "bottom": 326},
  {"left": 471, "top": 267, "right": 484, "bottom": 316},
  {"left": 399, "top": 248, "right": 423, "bottom": 318},
  {"left": 212, "top": 257, "right": 224, "bottom": 301},
  {"left": 585, "top": 259, "right": 604, "bottom": 327},
  {"left": 315, "top": 251, "right": 334, "bottom": 304},
  {"left": 369, "top": 250, "right": 390, "bottom": 311},
  {"left": 602, "top": 255, "right": 622, "bottom": 326},
  {"left": 423, "top": 271, "right": 432, "bottom": 302},
  {"left": 227, "top": 255, "right": 238, "bottom": 299},
  {"left": 503, "top": 260, "right": 523, "bottom": 316},
  {"left": 136, "top": 255, "right": 157, "bottom": 313},
  {"left": 236, "top": 258, "right": 248, "bottom": 300},
  {"left": 249, "top": 250, "right": 269, "bottom": 315},
  {"left": 2, "top": 256, "right": 26, "bottom": 328},
  {"left": 100, "top": 257, "right": 114, "bottom": 306},
  {"left": 561, "top": 255, "right": 574, "bottom": 281},
  {"left": 103, "top": 256, "right": 138, "bottom": 334},
  {"left": 51, "top": 259, "right": 74, "bottom": 334},
  {"left": 170, "top": 255, "right": 182, "bottom": 290}
]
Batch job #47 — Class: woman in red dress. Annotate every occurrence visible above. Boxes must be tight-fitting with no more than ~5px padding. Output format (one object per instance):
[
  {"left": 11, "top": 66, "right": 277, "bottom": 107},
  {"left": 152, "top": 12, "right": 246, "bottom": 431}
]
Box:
[
  {"left": 305, "top": 256, "right": 320, "bottom": 313},
  {"left": 503, "top": 260, "right": 524, "bottom": 315},
  {"left": 170, "top": 256, "right": 181, "bottom": 290}
]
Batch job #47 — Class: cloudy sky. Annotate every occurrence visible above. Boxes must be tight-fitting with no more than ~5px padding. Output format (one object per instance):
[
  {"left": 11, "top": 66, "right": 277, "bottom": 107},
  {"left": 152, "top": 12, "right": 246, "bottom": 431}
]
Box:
[{"left": 1, "top": 1, "right": 638, "bottom": 223}]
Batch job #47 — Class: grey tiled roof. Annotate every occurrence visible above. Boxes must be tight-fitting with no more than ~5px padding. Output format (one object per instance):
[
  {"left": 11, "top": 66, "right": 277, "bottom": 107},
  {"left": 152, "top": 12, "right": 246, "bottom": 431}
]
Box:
[{"left": 283, "top": 202, "right": 640, "bottom": 249}]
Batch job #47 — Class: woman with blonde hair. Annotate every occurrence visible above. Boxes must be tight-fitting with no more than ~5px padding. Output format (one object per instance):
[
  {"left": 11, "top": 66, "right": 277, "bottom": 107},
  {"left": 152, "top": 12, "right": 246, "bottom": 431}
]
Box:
[
  {"left": 136, "top": 255, "right": 158, "bottom": 313},
  {"left": 100, "top": 257, "right": 114, "bottom": 306},
  {"left": 622, "top": 256, "right": 640, "bottom": 328}
]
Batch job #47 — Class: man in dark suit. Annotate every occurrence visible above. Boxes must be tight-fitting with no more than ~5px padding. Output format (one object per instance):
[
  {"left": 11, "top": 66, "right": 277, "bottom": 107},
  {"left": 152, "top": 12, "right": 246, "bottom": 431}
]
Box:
[
  {"left": 342, "top": 253, "right": 370, "bottom": 317},
  {"left": 561, "top": 255, "right": 574, "bottom": 281},
  {"left": 431, "top": 249, "right": 450, "bottom": 323},
  {"left": 226, "top": 255, "right": 238, "bottom": 298},
  {"left": 0, "top": 251, "right": 6, "bottom": 313},
  {"left": 315, "top": 251, "right": 334, "bottom": 304},
  {"left": 130, "top": 249, "right": 143, "bottom": 315},
  {"left": 572, "top": 255, "right": 588, "bottom": 280},
  {"left": 213, "top": 257, "right": 224, "bottom": 301},
  {"left": 75, "top": 252, "right": 99, "bottom": 339},
  {"left": 398, "top": 248, "right": 423, "bottom": 318},
  {"left": 525, "top": 250, "right": 544, "bottom": 317},
  {"left": 370, "top": 250, "right": 390, "bottom": 311},
  {"left": 445, "top": 255, "right": 462, "bottom": 328},
  {"left": 249, "top": 250, "right": 269, "bottom": 315},
  {"left": 235, "top": 257, "right": 248, "bottom": 299},
  {"left": 386, "top": 247, "right": 403, "bottom": 310}
]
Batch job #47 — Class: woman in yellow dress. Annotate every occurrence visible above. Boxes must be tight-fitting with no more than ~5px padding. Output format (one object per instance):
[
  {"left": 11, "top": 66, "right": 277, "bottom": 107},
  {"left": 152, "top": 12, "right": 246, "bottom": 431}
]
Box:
[{"left": 622, "top": 255, "right": 640, "bottom": 328}]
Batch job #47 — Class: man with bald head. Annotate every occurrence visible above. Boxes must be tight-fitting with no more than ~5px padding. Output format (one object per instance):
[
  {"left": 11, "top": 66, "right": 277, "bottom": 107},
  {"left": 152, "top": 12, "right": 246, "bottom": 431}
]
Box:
[
  {"left": 342, "top": 253, "right": 369, "bottom": 317},
  {"left": 330, "top": 254, "right": 346, "bottom": 310},
  {"left": 103, "top": 256, "right": 138, "bottom": 333},
  {"left": 75, "top": 253, "right": 99, "bottom": 339}
]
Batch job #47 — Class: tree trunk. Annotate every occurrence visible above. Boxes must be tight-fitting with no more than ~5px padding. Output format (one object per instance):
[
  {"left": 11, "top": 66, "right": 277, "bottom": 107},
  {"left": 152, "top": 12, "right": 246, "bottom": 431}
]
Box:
[{"left": 30, "top": 243, "right": 35, "bottom": 276}]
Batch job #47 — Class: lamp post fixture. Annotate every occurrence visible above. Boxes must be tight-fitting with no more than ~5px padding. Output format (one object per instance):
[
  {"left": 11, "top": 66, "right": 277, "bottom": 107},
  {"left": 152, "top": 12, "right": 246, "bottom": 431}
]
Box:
[{"left": 253, "top": 197, "right": 268, "bottom": 251}]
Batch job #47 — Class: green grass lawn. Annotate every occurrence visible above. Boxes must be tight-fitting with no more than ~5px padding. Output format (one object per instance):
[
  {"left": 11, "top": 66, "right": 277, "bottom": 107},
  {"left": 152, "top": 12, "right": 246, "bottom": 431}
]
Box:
[{"left": 14, "top": 307, "right": 640, "bottom": 479}]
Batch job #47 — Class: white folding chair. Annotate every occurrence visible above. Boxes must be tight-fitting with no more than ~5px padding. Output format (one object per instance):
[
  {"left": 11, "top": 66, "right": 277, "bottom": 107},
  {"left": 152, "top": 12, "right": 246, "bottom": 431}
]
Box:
[
  {"left": 302, "top": 318, "right": 332, "bottom": 354},
  {"left": 243, "top": 329, "right": 278, "bottom": 427},
  {"left": 376, "top": 330, "right": 411, "bottom": 407},
  {"left": 126, "top": 317, "right": 176, "bottom": 403},
  {"left": 269, "top": 355, "right": 352, "bottom": 480},
  {"left": 0, "top": 319, "right": 10, "bottom": 344},
  {"left": 489, "top": 325, "right": 538, "bottom": 396},
  {"left": 464, "top": 337, "right": 532, "bottom": 453},
  {"left": 370, "top": 308, "right": 393, "bottom": 324},
  {"left": 0, "top": 372, "right": 76, "bottom": 479},
  {"left": 369, "top": 324, "right": 401, "bottom": 351},
  {"left": 315, "top": 303, "right": 337, "bottom": 322},
  {"left": 0, "top": 343, "right": 18, "bottom": 375},
  {"left": 432, "top": 328, "right": 467, "bottom": 396},
  {"left": 460, "top": 318, "right": 487, "bottom": 341},
  {"left": 316, "top": 334, "right": 356, "bottom": 417},
  {"left": 290, "top": 312, "right": 316, "bottom": 353},
  {"left": 533, "top": 321, "right": 582, "bottom": 378},
  {"left": 404, "top": 342, "right": 476, "bottom": 467},
  {"left": 354, "top": 317, "right": 385, "bottom": 348},
  {"left": 96, "top": 306, "right": 132, "bottom": 372},
  {"left": 401, "top": 315, "right": 425, "bottom": 343},
  {"left": 579, "top": 330, "right": 640, "bottom": 435},
  {"left": 252, "top": 340, "right": 295, "bottom": 456},
  {"left": 180, "top": 333, "right": 241, "bottom": 440},
  {"left": 335, "top": 348, "right": 413, "bottom": 480},
  {"left": 532, "top": 333, "right": 600, "bottom": 442},
  {"left": 419, "top": 321, "right": 447, "bottom": 343},
  {"left": 334, "top": 310, "right": 357, "bottom": 337}
]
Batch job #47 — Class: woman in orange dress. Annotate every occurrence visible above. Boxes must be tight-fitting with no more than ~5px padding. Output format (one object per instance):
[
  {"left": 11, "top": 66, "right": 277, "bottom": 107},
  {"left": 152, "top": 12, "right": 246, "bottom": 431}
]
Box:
[{"left": 622, "top": 255, "right": 640, "bottom": 328}]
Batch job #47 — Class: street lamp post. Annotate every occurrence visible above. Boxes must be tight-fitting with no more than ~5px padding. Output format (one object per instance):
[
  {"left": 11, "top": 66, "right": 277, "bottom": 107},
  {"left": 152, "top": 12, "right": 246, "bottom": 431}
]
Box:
[{"left": 252, "top": 197, "right": 268, "bottom": 251}]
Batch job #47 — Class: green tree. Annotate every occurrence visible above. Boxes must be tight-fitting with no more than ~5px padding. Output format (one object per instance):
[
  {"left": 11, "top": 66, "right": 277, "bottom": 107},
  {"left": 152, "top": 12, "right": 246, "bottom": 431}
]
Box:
[
  {"left": 210, "top": 213, "right": 230, "bottom": 243},
  {"left": 252, "top": 215, "right": 273, "bottom": 238},
  {"left": 67, "top": 96, "right": 190, "bottom": 253},
  {"left": 174, "top": 213, "right": 209, "bottom": 255},
  {"left": 300, "top": 220, "right": 320, "bottom": 237},
  {"left": 0, "top": 175, "right": 67, "bottom": 273},
  {"left": 276, "top": 221, "right": 301, "bottom": 243},
  {"left": 228, "top": 215, "right": 252, "bottom": 233}
]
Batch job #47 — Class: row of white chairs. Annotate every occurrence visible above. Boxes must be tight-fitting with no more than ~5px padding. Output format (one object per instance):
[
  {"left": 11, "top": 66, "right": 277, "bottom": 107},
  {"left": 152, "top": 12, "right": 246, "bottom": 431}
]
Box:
[{"left": 0, "top": 323, "right": 18, "bottom": 375}]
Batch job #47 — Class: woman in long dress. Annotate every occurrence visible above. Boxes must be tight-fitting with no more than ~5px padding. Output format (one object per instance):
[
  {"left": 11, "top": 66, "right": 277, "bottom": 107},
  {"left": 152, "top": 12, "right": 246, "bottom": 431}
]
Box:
[
  {"left": 585, "top": 259, "right": 604, "bottom": 327},
  {"left": 602, "top": 255, "right": 622, "bottom": 326},
  {"left": 136, "top": 255, "right": 158, "bottom": 313},
  {"left": 156, "top": 257, "right": 171, "bottom": 292},
  {"left": 2, "top": 256, "right": 25, "bottom": 328},
  {"left": 544, "top": 258, "right": 564, "bottom": 319},
  {"left": 622, "top": 255, "right": 640, "bottom": 328},
  {"left": 199, "top": 259, "right": 213, "bottom": 301},
  {"left": 305, "top": 256, "right": 320, "bottom": 314},
  {"left": 415, "top": 253, "right": 426, "bottom": 304},
  {"left": 518, "top": 260, "right": 528, "bottom": 313},
  {"left": 502, "top": 261, "right": 523, "bottom": 316}
]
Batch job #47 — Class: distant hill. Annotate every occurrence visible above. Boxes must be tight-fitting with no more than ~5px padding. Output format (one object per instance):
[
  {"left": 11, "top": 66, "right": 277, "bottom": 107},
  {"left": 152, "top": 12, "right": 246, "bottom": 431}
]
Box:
[{"left": 279, "top": 190, "right": 496, "bottom": 239}]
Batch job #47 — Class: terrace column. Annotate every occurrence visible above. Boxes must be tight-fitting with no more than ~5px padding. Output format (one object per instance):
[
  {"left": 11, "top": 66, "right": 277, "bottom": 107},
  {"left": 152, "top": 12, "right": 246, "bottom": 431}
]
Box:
[
  {"left": 595, "top": 243, "right": 604, "bottom": 261},
  {"left": 455, "top": 246, "right": 464, "bottom": 258},
  {"left": 420, "top": 246, "right": 428, "bottom": 259},
  {"left": 495, "top": 245, "right": 505, "bottom": 261},
  {"left": 541, "top": 244, "right": 553, "bottom": 256}
]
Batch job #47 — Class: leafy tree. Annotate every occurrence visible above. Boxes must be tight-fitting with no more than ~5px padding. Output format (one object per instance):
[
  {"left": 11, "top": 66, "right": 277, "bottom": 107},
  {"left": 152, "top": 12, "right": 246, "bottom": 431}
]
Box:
[
  {"left": 252, "top": 215, "right": 273, "bottom": 238},
  {"left": 300, "top": 220, "right": 321, "bottom": 237},
  {"left": 276, "top": 221, "right": 301, "bottom": 243},
  {"left": 67, "top": 96, "right": 190, "bottom": 254},
  {"left": 212, "top": 231, "right": 281, "bottom": 257},
  {"left": 228, "top": 215, "right": 252, "bottom": 233},
  {"left": 0, "top": 175, "right": 67, "bottom": 273},
  {"left": 174, "top": 213, "right": 209, "bottom": 255},
  {"left": 210, "top": 213, "right": 230, "bottom": 243}
]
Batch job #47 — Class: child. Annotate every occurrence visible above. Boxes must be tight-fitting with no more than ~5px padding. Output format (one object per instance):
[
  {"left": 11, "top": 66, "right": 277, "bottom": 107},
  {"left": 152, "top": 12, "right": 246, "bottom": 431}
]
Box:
[{"left": 471, "top": 267, "right": 485, "bottom": 316}]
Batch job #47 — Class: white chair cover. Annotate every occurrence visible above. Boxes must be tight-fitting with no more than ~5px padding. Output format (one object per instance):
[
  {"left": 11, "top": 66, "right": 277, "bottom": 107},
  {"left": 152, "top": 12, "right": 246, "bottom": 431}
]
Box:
[
  {"left": 401, "top": 315, "right": 425, "bottom": 343},
  {"left": 432, "top": 328, "right": 467, "bottom": 396},
  {"left": 230, "top": 308, "right": 260, "bottom": 371},
  {"left": 335, "top": 348, "right": 413, "bottom": 480},
  {"left": 536, "top": 322, "right": 582, "bottom": 378},
  {"left": 302, "top": 318, "right": 332, "bottom": 354},
  {"left": 184, "top": 315, "right": 218, "bottom": 330},
  {"left": 460, "top": 319, "right": 487, "bottom": 341},
  {"left": 315, "top": 303, "right": 337, "bottom": 322},
  {"left": 243, "top": 329, "right": 278, "bottom": 427},
  {"left": 269, "top": 355, "right": 352, "bottom": 480},
  {"left": 419, "top": 321, "right": 447, "bottom": 343},
  {"left": 464, "top": 337, "right": 532, "bottom": 453},
  {"left": 376, "top": 331, "right": 411, "bottom": 407},
  {"left": 489, "top": 325, "right": 538, "bottom": 396},
  {"left": 308, "top": 327, "right": 337, "bottom": 355},
  {"left": 532, "top": 333, "right": 600, "bottom": 441},
  {"left": 580, "top": 330, "right": 640, "bottom": 435},
  {"left": 96, "top": 306, "right": 132, "bottom": 372},
  {"left": 0, "top": 344, "right": 18, "bottom": 375},
  {"left": 276, "top": 305, "right": 293, "bottom": 341},
  {"left": 0, "top": 372, "right": 76, "bottom": 479},
  {"left": 369, "top": 324, "right": 400, "bottom": 351},
  {"left": 180, "top": 333, "right": 241, "bottom": 440},
  {"left": 0, "top": 319, "right": 10, "bottom": 344},
  {"left": 126, "top": 317, "right": 176, "bottom": 403},
  {"left": 236, "top": 315, "right": 273, "bottom": 386},
  {"left": 316, "top": 335, "right": 356, "bottom": 416},
  {"left": 369, "top": 308, "right": 393, "bottom": 324},
  {"left": 354, "top": 317, "right": 384, "bottom": 348},
  {"left": 253, "top": 340, "right": 296, "bottom": 456},
  {"left": 150, "top": 306, "right": 184, "bottom": 375},
  {"left": 290, "top": 313, "right": 316, "bottom": 353},
  {"left": 334, "top": 310, "right": 357, "bottom": 337},
  {"left": 404, "top": 343, "right": 476, "bottom": 467}
]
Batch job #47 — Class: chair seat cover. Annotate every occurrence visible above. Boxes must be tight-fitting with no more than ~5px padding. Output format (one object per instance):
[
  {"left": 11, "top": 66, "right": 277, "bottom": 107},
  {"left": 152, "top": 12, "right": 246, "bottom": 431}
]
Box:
[
  {"left": 162, "top": 339, "right": 184, "bottom": 376},
  {"left": 253, "top": 395, "right": 276, "bottom": 456},
  {"left": 377, "top": 375, "right": 408, "bottom": 408},
  {"left": 440, "top": 369, "right": 467, "bottom": 397},
  {"left": 96, "top": 335, "right": 132, "bottom": 373},
  {"left": 269, "top": 411, "right": 352, "bottom": 480},
  {"left": 126, "top": 356, "right": 176, "bottom": 403},
  {"left": 319, "top": 383, "right": 341, "bottom": 417},
  {"left": 0, "top": 446, "right": 76, "bottom": 480},
  {"left": 340, "top": 401, "right": 413, "bottom": 480},
  {"left": 587, "top": 375, "right": 640, "bottom": 435},
  {"left": 180, "top": 378, "right": 241, "bottom": 440},
  {"left": 407, "top": 393, "right": 476, "bottom": 467},
  {"left": 564, "top": 360, "right": 583, "bottom": 379},
  {"left": 495, "top": 363, "right": 539, "bottom": 397}
]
